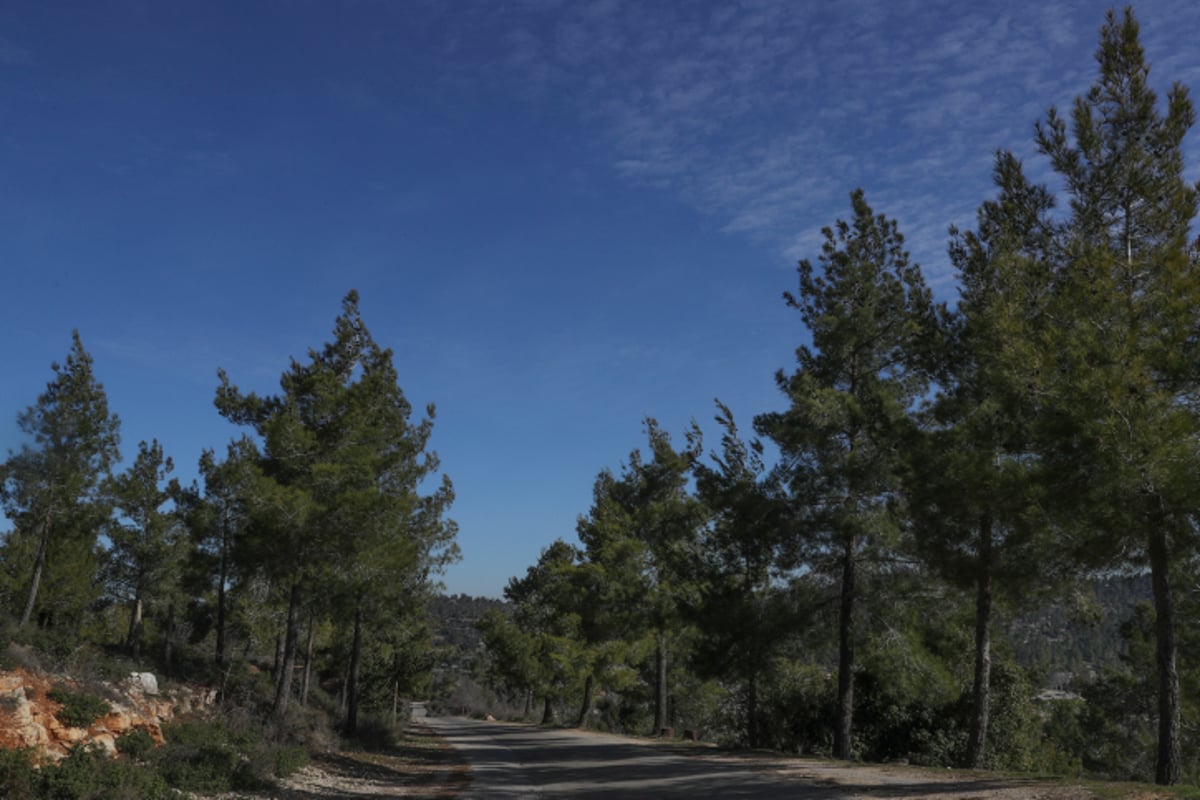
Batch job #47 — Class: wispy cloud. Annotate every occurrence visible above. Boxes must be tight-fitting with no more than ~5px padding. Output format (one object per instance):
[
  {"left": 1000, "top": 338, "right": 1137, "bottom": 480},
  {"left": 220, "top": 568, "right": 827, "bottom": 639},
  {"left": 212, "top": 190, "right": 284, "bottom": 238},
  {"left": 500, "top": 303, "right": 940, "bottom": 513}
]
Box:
[{"left": 449, "top": 0, "right": 1198, "bottom": 288}]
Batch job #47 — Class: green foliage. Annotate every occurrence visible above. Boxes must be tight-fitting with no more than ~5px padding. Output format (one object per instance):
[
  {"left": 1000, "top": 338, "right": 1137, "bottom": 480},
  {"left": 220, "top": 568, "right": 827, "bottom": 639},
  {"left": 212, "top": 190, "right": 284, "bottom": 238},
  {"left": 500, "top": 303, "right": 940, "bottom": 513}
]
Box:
[
  {"left": 103, "top": 439, "right": 186, "bottom": 660},
  {"left": 40, "top": 743, "right": 171, "bottom": 800},
  {"left": 342, "top": 711, "right": 405, "bottom": 752},
  {"left": 1031, "top": 9, "right": 1200, "bottom": 784},
  {"left": 0, "top": 331, "right": 121, "bottom": 634},
  {"left": 158, "top": 718, "right": 267, "bottom": 793},
  {"left": 755, "top": 188, "right": 941, "bottom": 759},
  {"left": 0, "top": 748, "right": 38, "bottom": 799},
  {"left": 691, "top": 401, "right": 795, "bottom": 748},
  {"left": 214, "top": 291, "right": 458, "bottom": 723},
  {"left": 271, "top": 743, "right": 310, "bottom": 778},
  {"left": 114, "top": 728, "right": 156, "bottom": 761},
  {"left": 976, "top": 660, "right": 1042, "bottom": 771},
  {"left": 48, "top": 687, "right": 111, "bottom": 729},
  {"left": 756, "top": 660, "right": 835, "bottom": 755},
  {"left": 1035, "top": 698, "right": 1086, "bottom": 777}
]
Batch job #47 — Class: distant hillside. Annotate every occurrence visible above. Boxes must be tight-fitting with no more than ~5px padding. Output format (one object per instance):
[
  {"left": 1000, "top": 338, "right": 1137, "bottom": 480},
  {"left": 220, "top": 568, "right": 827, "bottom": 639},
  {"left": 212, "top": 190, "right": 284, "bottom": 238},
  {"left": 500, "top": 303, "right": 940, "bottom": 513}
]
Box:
[
  {"left": 1004, "top": 574, "right": 1152, "bottom": 680},
  {"left": 428, "top": 593, "right": 508, "bottom": 669},
  {"left": 430, "top": 579, "right": 1153, "bottom": 686}
]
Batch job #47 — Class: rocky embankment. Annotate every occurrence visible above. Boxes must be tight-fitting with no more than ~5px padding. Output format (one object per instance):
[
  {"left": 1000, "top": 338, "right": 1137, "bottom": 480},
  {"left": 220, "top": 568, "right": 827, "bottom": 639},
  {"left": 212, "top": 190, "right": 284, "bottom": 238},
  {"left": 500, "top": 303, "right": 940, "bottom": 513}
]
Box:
[{"left": 0, "top": 665, "right": 216, "bottom": 761}]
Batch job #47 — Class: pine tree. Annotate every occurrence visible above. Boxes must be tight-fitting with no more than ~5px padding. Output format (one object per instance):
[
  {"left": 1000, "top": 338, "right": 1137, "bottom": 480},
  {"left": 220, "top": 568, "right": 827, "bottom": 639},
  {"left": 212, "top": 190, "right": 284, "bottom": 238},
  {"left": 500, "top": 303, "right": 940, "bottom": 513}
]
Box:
[
  {"left": 756, "top": 190, "right": 939, "bottom": 759},
  {"left": 1033, "top": 9, "right": 1200, "bottom": 784},
  {"left": 691, "top": 400, "right": 792, "bottom": 748},
  {"left": 575, "top": 419, "right": 704, "bottom": 735},
  {"left": 500, "top": 539, "right": 588, "bottom": 724},
  {"left": 105, "top": 439, "right": 185, "bottom": 661},
  {"left": 909, "top": 152, "right": 1058, "bottom": 767},
  {"left": 0, "top": 332, "right": 120, "bottom": 634},
  {"left": 184, "top": 437, "right": 260, "bottom": 666},
  {"left": 215, "top": 291, "right": 457, "bottom": 721}
]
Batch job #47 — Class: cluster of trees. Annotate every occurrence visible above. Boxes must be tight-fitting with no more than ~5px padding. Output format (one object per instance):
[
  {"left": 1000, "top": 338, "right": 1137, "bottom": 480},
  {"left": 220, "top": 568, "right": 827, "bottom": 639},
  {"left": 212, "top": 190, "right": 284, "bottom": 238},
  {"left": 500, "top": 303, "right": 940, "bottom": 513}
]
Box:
[
  {"left": 475, "top": 10, "right": 1200, "bottom": 785},
  {"left": 0, "top": 291, "right": 458, "bottom": 732}
]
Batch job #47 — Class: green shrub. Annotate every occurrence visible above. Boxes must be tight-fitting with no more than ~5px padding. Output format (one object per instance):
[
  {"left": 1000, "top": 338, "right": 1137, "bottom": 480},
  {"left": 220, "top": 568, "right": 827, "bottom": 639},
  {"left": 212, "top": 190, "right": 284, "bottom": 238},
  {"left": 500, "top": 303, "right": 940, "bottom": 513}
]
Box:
[
  {"left": 157, "top": 740, "right": 251, "bottom": 794},
  {"left": 157, "top": 718, "right": 256, "bottom": 793},
  {"left": 115, "top": 728, "right": 156, "bottom": 761},
  {"left": 345, "top": 713, "right": 402, "bottom": 751},
  {"left": 157, "top": 714, "right": 311, "bottom": 792},
  {"left": 48, "top": 687, "right": 111, "bottom": 729},
  {"left": 271, "top": 744, "right": 309, "bottom": 778},
  {"left": 0, "top": 748, "right": 38, "bottom": 799},
  {"left": 40, "top": 743, "right": 171, "bottom": 800}
]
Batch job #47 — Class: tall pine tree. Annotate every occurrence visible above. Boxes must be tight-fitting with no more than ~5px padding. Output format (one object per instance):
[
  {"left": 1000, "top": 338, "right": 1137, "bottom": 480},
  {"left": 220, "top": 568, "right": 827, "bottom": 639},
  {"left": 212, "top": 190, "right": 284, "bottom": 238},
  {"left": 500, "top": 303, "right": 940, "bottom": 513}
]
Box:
[
  {"left": 105, "top": 439, "right": 185, "bottom": 661},
  {"left": 757, "top": 190, "right": 939, "bottom": 759},
  {"left": 1034, "top": 9, "right": 1200, "bottom": 784},
  {"left": 909, "top": 151, "right": 1058, "bottom": 768}
]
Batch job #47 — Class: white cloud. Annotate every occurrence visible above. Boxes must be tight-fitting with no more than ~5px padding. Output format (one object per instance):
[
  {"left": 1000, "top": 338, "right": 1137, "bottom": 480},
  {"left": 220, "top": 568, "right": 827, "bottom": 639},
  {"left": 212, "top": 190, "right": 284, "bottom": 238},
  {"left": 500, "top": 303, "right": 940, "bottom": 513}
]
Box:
[{"left": 456, "top": 0, "right": 1200, "bottom": 285}]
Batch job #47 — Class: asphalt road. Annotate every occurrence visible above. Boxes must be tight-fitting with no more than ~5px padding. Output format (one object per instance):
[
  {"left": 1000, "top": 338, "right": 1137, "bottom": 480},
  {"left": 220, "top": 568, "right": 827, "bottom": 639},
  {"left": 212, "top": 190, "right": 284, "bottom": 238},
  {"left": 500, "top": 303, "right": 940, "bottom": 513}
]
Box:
[{"left": 423, "top": 715, "right": 844, "bottom": 799}]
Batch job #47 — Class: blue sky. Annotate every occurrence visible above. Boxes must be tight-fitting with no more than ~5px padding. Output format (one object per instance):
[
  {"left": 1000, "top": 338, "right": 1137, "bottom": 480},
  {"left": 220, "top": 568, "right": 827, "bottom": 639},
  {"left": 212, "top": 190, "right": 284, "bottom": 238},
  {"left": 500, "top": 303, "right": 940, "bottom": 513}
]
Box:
[{"left": 3, "top": 1, "right": 1198, "bottom": 598}]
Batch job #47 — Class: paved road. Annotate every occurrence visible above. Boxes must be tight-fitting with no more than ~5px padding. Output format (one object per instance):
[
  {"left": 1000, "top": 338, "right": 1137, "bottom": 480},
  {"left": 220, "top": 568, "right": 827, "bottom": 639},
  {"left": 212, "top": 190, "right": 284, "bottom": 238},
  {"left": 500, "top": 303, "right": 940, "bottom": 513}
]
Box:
[{"left": 423, "top": 715, "right": 843, "bottom": 799}]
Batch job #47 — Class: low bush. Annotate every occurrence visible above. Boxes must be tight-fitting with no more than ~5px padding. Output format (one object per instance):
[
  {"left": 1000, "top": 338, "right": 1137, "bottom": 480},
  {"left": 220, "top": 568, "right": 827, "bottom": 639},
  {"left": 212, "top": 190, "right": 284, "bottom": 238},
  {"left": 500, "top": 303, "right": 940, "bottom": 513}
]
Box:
[
  {"left": 157, "top": 713, "right": 310, "bottom": 792},
  {"left": 270, "top": 743, "right": 310, "bottom": 778},
  {"left": 48, "top": 687, "right": 111, "bottom": 729},
  {"left": 344, "top": 712, "right": 403, "bottom": 751},
  {"left": 0, "top": 748, "right": 38, "bottom": 798},
  {"left": 40, "top": 743, "right": 171, "bottom": 800},
  {"left": 157, "top": 718, "right": 262, "bottom": 793},
  {"left": 115, "top": 728, "right": 156, "bottom": 761}
]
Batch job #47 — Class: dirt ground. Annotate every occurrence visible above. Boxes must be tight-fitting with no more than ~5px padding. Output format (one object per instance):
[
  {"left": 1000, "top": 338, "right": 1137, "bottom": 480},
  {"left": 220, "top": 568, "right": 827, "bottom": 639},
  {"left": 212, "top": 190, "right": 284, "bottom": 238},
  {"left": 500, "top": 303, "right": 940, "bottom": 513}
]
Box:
[{"left": 710, "top": 750, "right": 1102, "bottom": 800}]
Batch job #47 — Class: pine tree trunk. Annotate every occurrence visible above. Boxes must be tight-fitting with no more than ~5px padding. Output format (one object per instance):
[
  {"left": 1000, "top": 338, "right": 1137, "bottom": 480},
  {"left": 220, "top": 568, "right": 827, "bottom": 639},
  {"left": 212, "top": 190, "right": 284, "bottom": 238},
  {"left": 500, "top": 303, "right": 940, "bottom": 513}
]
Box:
[
  {"left": 654, "top": 632, "right": 668, "bottom": 734},
  {"left": 833, "top": 534, "right": 856, "bottom": 760},
  {"left": 967, "top": 514, "right": 993, "bottom": 769},
  {"left": 346, "top": 600, "right": 363, "bottom": 735},
  {"left": 748, "top": 669, "right": 759, "bottom": 749},
  {"left": 126, "top": 594, "right": 144, "bottom": 660},
  {"left": 1149, "top": 526, "right": 1181, "bottom": 785},
  {"left": 215, "top": 520, "right": 229, "bottom": 666},
  {"left": 273, "top": 582, "right": 301, "bottom": 718},
  {"left": 163, "top": 600, "right": 176, "bottom": 673},
  {"left": 541, "top": 695, "right": 554, "bottom": 725},
  {"left": 301, "top": 613, "right": 315, "bottom": 707},
  {"left": 19, "top": 515, "right": 52, "bottom": 629},
  {"left": 575, "top": 673, "right": 594, "bottom": 728}
]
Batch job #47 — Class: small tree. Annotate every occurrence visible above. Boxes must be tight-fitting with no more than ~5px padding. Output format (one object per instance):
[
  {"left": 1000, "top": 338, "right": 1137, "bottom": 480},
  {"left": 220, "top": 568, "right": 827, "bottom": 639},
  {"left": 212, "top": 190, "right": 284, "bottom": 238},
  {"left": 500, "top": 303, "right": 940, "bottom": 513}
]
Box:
[
  {"left": 692, "top": 400, "right": 793, "bottom": 747},
  {"left": 576, "top": 419, "right": 705, "bottom": 735}
]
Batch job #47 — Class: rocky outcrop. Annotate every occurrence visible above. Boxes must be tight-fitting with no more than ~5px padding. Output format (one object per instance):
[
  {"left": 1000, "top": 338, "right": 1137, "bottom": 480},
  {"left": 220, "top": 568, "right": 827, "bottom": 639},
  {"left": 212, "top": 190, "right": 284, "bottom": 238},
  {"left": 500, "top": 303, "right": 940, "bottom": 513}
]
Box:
[{"left": 0, "top": 668, "right": 217, "bottom": 761}]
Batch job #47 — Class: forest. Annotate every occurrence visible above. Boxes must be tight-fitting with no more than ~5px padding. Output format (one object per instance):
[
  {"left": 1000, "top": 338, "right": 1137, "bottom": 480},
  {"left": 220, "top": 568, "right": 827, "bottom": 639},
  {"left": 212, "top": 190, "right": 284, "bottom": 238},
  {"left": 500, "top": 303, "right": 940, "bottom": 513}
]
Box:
[
  {"left": 0, "top": 290, "right": 459, "bottom": 745},
  {"left": 1, "top": 5, "right": 1198, "bottom": 793},
  {"left": 460, "top": 9, "right": 1200, "bottom": 788}
]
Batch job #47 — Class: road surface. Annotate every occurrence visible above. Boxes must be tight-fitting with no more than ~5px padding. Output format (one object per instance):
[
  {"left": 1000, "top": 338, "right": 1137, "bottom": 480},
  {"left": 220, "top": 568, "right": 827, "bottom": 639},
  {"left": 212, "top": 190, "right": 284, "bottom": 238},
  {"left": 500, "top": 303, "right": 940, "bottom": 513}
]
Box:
[{"left": 423, "top": 715, "right": 846, "bottom": 799}]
